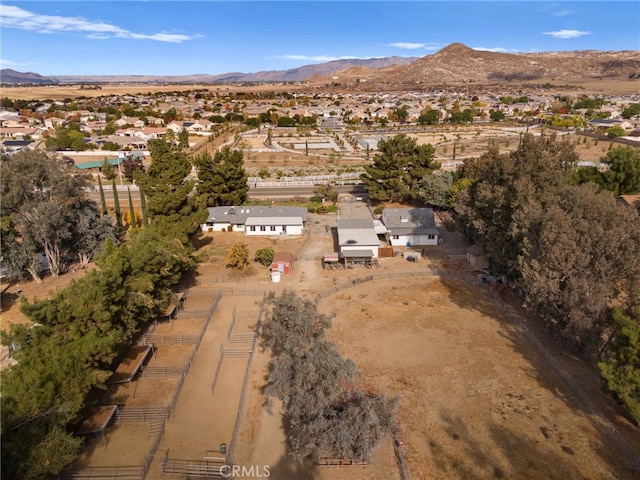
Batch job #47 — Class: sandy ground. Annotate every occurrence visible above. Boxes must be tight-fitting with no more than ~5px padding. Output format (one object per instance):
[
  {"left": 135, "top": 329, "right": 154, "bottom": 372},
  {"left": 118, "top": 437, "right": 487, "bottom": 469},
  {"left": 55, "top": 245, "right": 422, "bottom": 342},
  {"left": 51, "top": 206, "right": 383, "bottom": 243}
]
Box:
[{"left": 2, "top": 203, "right": 639, "bottom": 479}]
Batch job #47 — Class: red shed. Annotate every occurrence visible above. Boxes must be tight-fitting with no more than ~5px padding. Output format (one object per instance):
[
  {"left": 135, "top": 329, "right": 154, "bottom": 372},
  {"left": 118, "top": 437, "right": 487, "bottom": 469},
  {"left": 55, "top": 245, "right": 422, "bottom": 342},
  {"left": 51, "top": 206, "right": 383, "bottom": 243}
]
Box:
[{"left": 271, "top": 251, "right": 294, "bottom": 275}]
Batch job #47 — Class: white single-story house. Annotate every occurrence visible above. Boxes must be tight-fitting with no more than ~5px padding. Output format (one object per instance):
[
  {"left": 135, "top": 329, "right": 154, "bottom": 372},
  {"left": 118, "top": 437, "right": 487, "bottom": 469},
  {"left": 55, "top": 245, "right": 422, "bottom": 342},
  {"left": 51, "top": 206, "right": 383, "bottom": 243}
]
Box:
[
  {"left": 336, "top": 219, "right": 381, "bottom": 260},
  {"left": 201, "top": 206, "right": 308, "bottom": 235},
  {"left": 382, "top": 208, "right": 440, "bottom": 247}
]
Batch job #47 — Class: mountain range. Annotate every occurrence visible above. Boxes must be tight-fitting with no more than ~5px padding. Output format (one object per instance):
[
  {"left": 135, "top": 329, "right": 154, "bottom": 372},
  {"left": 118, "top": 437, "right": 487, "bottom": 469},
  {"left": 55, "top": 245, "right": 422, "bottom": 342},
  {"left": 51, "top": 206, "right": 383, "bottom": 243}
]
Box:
[
  {"left": 0, "top": 56, "right": 417, "bottom": 85},
  {"left": 309, "top": 43, "right": 640, "bottom": 90},
  {"left": 2, "top": 43, "right": 638, "bottom": 88}
]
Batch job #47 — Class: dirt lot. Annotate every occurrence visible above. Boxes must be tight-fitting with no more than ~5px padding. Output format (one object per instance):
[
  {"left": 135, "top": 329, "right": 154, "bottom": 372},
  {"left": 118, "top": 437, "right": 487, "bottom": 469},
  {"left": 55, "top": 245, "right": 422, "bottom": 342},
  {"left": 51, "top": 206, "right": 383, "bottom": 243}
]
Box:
[{"left": 2, "top": 206, "right": 639, "bottom": 479}]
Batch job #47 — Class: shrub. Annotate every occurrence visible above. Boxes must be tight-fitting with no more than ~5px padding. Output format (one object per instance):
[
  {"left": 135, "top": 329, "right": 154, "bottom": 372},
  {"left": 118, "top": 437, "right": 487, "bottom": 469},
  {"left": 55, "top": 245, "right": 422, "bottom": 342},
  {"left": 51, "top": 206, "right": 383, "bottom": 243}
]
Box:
[{"left": 255, "top": 246, "right": 275, "bottom": 266}]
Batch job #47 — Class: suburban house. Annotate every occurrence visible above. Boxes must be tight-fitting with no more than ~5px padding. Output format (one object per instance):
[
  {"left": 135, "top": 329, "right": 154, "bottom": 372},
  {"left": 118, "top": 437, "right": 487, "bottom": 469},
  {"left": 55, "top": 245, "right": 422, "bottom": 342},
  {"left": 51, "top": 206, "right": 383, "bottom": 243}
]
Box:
[
  {"left": 201, "top": 206, "right": 308, "bottom": 236},
  {"left": 271, "top": 251, "right": 294, "bottom": 275},
  {"left": 336, "top": 218, "right": 380, "bottom": 265},
  {"left": 1, "top": 139, "right": 36, "bottom": 154},
  {"left": 381, "top": 208, "right": 440, "bottom": 247},
  {"left": 588, "top": 118, "right": 634, "bottom": 131}
]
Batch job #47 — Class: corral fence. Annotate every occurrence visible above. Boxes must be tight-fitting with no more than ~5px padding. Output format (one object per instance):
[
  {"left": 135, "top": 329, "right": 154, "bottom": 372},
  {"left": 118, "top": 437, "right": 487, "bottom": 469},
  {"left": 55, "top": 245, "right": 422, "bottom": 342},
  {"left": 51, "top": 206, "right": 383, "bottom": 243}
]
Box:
[
  {"left": 61, "top": 294, "right": 223, "bottom": 480},
  {"left": 226, "top": 294, "right": 267, "bottom": 465},
  {"left": 159, "top": 450, "right": 226, "bottom": 478},
  {"left": 314, "top": 268, "right": 640, "bottom": 475},
  {"left": 228, "top": 307, "right": 260, "bottom": 343},
  {"left": 58, "top": 465, "right": 146, "bottom": 479}
]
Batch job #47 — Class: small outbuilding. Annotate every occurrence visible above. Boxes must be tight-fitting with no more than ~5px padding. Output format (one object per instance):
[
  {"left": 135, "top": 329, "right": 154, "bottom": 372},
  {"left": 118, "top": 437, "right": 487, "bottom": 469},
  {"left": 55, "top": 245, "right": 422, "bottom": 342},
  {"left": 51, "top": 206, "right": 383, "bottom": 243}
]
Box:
[
  {"left": 271, "top": 251, "right": 294, "bottom": 275},
  {"left": 467, "top": 244, "right": 490, "bottom": 270}
]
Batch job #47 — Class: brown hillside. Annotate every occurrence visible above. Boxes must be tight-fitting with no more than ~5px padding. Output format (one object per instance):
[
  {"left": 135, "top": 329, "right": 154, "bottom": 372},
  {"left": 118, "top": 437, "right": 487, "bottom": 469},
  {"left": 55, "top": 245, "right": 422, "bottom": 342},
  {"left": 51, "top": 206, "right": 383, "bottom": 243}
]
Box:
[{"left": 310, "top": 42, "right": 640, "bottom": 90}]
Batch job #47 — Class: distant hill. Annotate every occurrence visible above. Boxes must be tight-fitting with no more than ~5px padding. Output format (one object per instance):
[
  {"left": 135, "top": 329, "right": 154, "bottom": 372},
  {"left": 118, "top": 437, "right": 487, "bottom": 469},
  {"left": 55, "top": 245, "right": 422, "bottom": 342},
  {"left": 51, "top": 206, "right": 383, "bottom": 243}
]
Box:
[
  {"left": 1, "top": 57, "right": 417, "bottom": 85},
  {"left": 308, "top": 43, "right": 640, "bottom": 90},
  {"left": 0, "top": 69, "right": 59, "bottom": 85},
  {"left": 4, "top": 44, "right": 638, "bottom": 89}
]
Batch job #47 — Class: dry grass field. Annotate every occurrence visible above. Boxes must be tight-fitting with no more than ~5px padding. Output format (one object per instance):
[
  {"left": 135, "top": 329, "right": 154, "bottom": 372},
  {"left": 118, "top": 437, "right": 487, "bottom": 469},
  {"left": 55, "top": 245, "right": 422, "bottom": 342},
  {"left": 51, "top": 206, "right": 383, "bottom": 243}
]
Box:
[{"left": 2, "top": 210, "right": 639, "bottom": 479}]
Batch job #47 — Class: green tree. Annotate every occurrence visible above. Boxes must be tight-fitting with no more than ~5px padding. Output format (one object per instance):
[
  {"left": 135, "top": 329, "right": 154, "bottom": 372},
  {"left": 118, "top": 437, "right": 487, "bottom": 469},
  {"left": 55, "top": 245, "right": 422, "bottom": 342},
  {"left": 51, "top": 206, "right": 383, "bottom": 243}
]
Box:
[
  {"left": 1, "top": 222, "right": 198, "bottom": 479},
  {"left": 607, "top": 126, "right": 626, "bottom": 138},
  {"left": 361, "top": 134, "right": 439, "bottom": 202},
  {"left": 128, "top": 187, "right": 137, "bottom": 229},
  {"left": 603, "top": 146, "right": 640, "bottom": 195},
  {"left": 97, "top": 175, "right": 108, "bottom": 216},
  {"left": 418, "top": 109, "right": 439, "bottom": 125},
  {"left": 1, "top": 151, "right": 114, "bottom": 279},
  {"left": 193, "top": 146, "right": 249, "bottom": 207},
  {"left": 112, "top": 179, "right": 123, "bottom": 230},
  {"left": 178, "top": 127, "right": 189, "bottom": 148},
  {"left": 134, "top": 139, "right": 205, "bottom": 233},
  {"left": 489, "top": 109, "right": 505, "bottom": 122},
  {"left": 518, "top": 184, "right": 640, "bottom": 343},
  {"left": 598, "top": 308, "right": 640, "bottom": 424},
  {"left": 101, "top": 159, "right": 116, "bottom": 180},
  {"left": 455, "top": 133, "right": 578, "bottom": 279},
  {"left": 254, "top": 246, "right": 275, "bottom": 266},
  {"left": 419, "top": 171, "right": 454, "bottom": 208}
]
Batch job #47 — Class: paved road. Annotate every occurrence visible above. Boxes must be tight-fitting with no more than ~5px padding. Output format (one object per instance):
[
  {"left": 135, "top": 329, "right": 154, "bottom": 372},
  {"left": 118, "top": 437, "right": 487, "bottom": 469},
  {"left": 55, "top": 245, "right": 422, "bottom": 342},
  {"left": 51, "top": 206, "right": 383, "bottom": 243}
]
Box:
[{"left": 86, "top": 184, "right": 367, "bottom": 203}]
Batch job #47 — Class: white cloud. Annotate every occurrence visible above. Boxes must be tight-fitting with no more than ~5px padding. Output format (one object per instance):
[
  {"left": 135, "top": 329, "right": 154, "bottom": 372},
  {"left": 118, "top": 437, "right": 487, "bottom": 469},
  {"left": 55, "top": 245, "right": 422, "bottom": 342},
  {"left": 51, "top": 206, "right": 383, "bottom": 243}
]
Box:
[
  {"left": 279, "top": 55, "right": 359, "bottom": 62},
  {"left": 0, "top": 4, "right": 196, "bottom": 43},
  {"left": 542, "top": 29, "right": 591, "bottom": 39},
  {"left": 552, "top": 9, "right": 573, "bottom": 17},
  {"left": 473, "top": 47, "right": 516, "bottom": 53},
  {"left": 389, "top": 42, "right": 426, "bottom": 50},
  {"left": 0, "top": 58, "right": 29, "bottom": 69}
]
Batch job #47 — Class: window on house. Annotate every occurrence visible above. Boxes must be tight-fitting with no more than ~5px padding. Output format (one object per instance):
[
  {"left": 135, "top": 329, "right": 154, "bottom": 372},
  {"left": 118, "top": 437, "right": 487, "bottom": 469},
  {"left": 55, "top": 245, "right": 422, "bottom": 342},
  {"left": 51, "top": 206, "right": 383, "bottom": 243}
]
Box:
[
  {"left": 392, "top": 235, "right": 399, "bottom": 240},
  {"left": 428, "top": 235, "right": 435, "bottom": 240},
  {"left": 270, "top": 225, "right": 276, "bottom": 231},
  {"left": 250, "top": 226, "right": 256, "bottom": 232},
  {"left": 260, "top": 226, "right": 266, "bottom": 231}
]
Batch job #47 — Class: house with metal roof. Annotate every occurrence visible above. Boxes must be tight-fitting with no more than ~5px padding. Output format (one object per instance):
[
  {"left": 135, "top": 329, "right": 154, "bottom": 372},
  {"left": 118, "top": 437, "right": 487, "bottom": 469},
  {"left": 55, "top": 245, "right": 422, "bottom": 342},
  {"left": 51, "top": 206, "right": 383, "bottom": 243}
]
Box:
[
  {"left": 336, "top": 218, "right": 381, "bottom": 262},
  {"left": 200, "top": 206, "right": 308, "bottom": 235},
  {"left": 381, "top": 207, "right": 440, "bottom": 247}
]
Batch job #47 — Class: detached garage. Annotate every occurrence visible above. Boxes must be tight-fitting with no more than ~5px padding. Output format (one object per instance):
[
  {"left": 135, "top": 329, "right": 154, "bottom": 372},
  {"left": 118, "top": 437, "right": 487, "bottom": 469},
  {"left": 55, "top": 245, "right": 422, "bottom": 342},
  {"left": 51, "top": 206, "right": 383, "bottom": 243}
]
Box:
[{"left": 271, "top": 251, "right": 294, "bottom": 275}]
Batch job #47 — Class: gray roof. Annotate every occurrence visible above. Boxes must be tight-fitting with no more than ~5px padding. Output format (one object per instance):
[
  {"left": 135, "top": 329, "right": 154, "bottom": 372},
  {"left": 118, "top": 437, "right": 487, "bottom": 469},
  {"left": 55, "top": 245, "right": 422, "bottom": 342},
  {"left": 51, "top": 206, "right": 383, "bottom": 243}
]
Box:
[
  {"left": 206, "top": 206, "right": 308, "bottom": 224},
  {"left": 245, "top": 216, "right": 303, "bottom": 226},
  {"left": 336, "top": 218, "right": 374, "bottom": 229},
  {"left": 382, "top": 207, "right": 440, "bottom": 235},
  {"left": 340, "top": 249, "right": 374, "bottom": 258}
]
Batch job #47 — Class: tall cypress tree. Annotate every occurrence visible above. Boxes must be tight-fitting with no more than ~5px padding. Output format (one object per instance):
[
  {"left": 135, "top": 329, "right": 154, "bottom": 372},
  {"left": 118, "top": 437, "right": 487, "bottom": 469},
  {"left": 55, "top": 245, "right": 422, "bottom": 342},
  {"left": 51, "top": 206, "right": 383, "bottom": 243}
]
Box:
[
  {"left": 127, "top": 187, "right": 136, "bottom": 229},
  {"left": 111, "top": 179, "right": 122, "bottom": 229},
  {"left": 140, "top": 192, "right": 148, "bottom": 226},
  {"left": 97, "top": 175, "right": 108, "bottom": 216}
]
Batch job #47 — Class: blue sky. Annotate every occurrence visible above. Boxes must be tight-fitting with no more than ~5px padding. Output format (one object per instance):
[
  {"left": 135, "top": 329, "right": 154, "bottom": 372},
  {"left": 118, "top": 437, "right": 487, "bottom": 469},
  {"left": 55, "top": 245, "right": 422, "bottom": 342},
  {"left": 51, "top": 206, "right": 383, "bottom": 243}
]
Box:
[{"left": 1, "top": 1, "right": 639, "bottom": 76}]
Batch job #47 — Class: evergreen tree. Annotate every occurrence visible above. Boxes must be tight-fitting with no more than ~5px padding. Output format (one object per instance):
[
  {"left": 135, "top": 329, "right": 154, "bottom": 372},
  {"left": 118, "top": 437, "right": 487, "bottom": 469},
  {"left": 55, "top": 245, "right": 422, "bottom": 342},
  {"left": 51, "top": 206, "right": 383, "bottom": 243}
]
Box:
[
  {"left": 140, "top": 192, "right": 148, "bottom": 227},
  {"left": 127, "top": 187, "right": 136, "bottom": 229},
  {"left": 193, "top": 146, "right": 249, "bottom": 207},
  {"left": 134, "top": 138, "right": 206, "bottom": 234},
  {"left": 112, "top": 179, "right": 122, "bottom": 230},
  {"left": 98, "top": 175, "right": 108, "bottom": 216},
  {"left": 361, "top": 133, "right": 438, "bottom": 202}
]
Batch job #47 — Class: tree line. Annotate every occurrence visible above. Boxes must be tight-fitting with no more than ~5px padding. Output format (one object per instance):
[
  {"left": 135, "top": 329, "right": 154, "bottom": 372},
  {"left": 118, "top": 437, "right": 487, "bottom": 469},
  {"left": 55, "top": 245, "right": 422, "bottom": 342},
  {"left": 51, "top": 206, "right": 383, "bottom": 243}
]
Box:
[
  {"left": 361, "top": 132, "right": 640, "bottom": 424},
  {"left": 0, "top": 137, "right": 249, "bottom": 478}
]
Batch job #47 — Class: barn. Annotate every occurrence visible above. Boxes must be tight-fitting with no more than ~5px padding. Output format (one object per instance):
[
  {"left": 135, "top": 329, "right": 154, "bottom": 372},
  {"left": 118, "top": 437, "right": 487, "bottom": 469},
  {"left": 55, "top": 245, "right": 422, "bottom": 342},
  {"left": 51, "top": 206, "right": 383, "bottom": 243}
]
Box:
[{"left": 271, "top": 251, "right": 294, "bottom": 275}]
